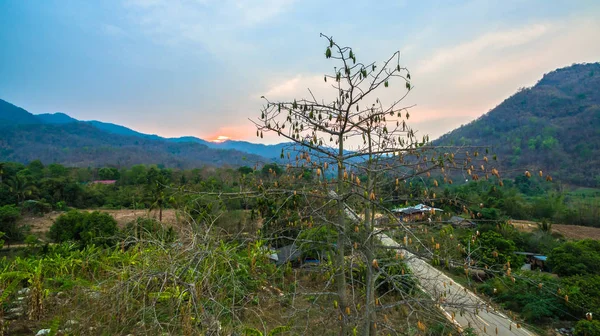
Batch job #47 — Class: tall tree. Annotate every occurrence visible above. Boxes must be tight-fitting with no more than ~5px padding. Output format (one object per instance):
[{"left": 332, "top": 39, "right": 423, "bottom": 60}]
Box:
[
  {"left": 5, "top": 175, "right": 34, "bottom": 205},
  {"left": 254, "top": 34, "right": 491, "bottom": 335}
]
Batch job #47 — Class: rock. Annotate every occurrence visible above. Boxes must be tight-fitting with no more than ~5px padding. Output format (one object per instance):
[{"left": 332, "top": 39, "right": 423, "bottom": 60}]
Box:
[
  {"left": 17, "top": 287, "right": 30, "bottom": 295},
  {"left": 36, "top": 329, "right": 51, "bottom": 336}
]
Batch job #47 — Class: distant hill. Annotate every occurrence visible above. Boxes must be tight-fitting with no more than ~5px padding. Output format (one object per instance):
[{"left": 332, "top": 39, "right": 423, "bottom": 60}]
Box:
[
  {"left": 3, "top": 100, "right": 289, "bottom": 160},
  {"left": 0, "top": 100, "right": 41, "bottom": 125},
  {"left": 435, "top": 63, "right": 600, "bottom": 187},
  {"left": 0, "top": 122, "right": 265, "bottom": 168},
  {"left": 37, "top": 112, "right": 78, "bottom": 124},
  {"left": 0, "top": 100, "right": 267, "bottom": 168}
]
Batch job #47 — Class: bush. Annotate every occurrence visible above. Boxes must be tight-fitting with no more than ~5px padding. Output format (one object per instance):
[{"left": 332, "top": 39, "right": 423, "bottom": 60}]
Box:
[
  {"left": 548, "top": 239, "right": 600, "bottom": 276},
  {"left": 0, "top": 204, "right": 24, "bottom": 242},
  {"left": 21, "top": 200, "right": 52, "bottom": 216},
  {"left": 479, "top": 272, "right": 567, "bottom": 322},
  {"left": 49, "top": 210, "right": 118, "bottom": 247},
  {"left": 574, "top": 320, "right": 600, "bottom": 336}
]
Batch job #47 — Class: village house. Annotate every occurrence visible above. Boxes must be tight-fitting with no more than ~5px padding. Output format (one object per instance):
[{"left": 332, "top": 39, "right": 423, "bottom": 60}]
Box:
[{"left": 391, "top": 204, "right": 443, "bottom": 222}]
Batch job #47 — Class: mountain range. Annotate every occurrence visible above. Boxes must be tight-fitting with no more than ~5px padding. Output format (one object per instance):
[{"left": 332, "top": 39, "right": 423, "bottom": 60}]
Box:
[
  {"left": 0, "top": 99, "right": 291, "bottom": 167},
  {"left": 1, "top": 62, "right": 599, "bottom": 186}
]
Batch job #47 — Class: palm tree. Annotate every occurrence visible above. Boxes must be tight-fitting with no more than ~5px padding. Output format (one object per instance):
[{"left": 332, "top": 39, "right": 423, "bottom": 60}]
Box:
[
  {"left": 146, "top": 170, "right": 170, "bottom": 222},
  {"left": 6, "top": 175, "right": 34, "bottom": 205}
]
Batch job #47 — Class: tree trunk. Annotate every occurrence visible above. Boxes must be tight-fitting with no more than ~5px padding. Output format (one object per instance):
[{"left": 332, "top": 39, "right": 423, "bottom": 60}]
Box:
[
  {"left": 336, "top": 134, "right": 348, "bottom": 336},
  {"left": 363, "top": 137, "right": 377, "bottom": 336}
]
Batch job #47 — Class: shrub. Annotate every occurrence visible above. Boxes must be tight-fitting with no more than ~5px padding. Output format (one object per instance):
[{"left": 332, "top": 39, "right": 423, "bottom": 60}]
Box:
[
  {"left": 21, "top": 200, "right": 52, "bottom": 216},
  {"left": 0, "top": 204, "right": 24, "bottom": 242},
  {"left": 49, "top": 210, "right": 118, "bottom": 247},
  {"left": 548, "top": 239, "right": 600, "bottom": 276},
  {"left": 574, "top": 320, "right": 600, "bottom": 336}
]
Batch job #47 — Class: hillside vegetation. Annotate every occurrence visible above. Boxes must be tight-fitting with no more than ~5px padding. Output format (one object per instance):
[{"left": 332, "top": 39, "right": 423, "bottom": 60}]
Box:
[{"left": 436, "top": 63, "right": 600, "bottom": 187}]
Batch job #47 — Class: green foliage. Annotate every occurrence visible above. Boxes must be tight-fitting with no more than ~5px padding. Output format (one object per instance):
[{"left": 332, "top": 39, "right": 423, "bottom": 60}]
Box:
[
  {"left": 22, "top": 199, "right": 53, "bottom": 216},
  {"left": 562, "top": 275, "right": 600, "bottom": 317},
  {"left": 479, "top": 272, "right": 566, "bottom": 322},
  {"left": 296, "top": 226, "right": 336, "bottom": 259},
  {"left": 548, "top": 239, "right": 600, "bottom": 276},
  {"left": 574, "top": 320, "right": 600, "bottom": 336},
  {"left": 0, "top": 204, "right": 24, "bottom": 242},
  {"left": 470, "top": 231, "right": 522, "bottom": 269},
  {"left": 49, "top": 210, "right": 118, "bottom": 247},
  {"left": 122, "top": 217, "right": 177, "bottom": 243}
]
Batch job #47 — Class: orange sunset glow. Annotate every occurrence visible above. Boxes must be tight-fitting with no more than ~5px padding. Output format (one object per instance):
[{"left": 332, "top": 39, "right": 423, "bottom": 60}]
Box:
[{"left": 211, "top": 135, "right": 230, "bottom": 143}]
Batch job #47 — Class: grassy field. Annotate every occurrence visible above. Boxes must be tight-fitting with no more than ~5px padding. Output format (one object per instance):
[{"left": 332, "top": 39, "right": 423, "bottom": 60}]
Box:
[{"left": 511, "top": 219, "right": 600, "bottom": 240}]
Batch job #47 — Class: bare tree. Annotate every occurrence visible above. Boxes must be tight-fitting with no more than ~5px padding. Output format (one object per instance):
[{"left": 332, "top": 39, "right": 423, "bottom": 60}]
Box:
[{"left": 252, "top": 34, "right": 496, "bottom": 335}]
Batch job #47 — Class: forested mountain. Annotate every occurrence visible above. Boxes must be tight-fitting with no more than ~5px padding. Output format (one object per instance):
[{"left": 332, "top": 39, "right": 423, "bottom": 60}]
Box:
[
  {"left": 0, "top": 99, "right": 42, "bottom": 125},
  {"left": 0, "top": 122, "right": 265, "bottom": 168},
  {"left": 1, "top": 100, "right": 287, "bottom": 160},
  {"left": 0, "top": 100, "right": 267, "bottom": 168},
  {"left": 435, "top": 63, "right": 600, "bottom": 187}
]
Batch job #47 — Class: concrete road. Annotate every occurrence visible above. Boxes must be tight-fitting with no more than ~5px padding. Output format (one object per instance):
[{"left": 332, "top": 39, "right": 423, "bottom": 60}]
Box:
[{"left": 377, "top": 233, "right": 536, "bottom": 336}]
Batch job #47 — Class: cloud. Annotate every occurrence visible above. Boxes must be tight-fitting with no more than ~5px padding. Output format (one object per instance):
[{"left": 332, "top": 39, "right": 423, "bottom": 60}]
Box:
[
  {"left": 417, "top": 24, "right": 550, "bottom": 74},
  {"left": 123, "top": 0, "right": 295, "bottom": 53},
  {"left": 261, "top": 74, "right": 331, "bottom": 101}
]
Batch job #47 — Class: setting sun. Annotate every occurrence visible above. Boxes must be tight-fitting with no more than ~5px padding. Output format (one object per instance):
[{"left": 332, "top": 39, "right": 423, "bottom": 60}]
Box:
[{"left": 211, "top": 135, "right": 230, "bottom": 143}]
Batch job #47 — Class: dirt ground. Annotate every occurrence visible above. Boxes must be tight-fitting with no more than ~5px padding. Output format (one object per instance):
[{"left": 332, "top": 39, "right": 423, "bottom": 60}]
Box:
[
  {"left": 511, "top": 219, "right": 600, "bottom": 240},
  {"left": 23, "top": 208, "right": 180, "bottom": 238}
]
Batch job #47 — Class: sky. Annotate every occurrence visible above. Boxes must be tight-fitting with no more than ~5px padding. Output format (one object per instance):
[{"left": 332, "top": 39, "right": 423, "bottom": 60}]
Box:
[{"left": 1, "top": 0, "right": 599, "bottom": 144}]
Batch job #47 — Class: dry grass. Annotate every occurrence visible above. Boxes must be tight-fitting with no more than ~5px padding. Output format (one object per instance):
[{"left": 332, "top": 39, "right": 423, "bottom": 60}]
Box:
[{"left": 511, "top": 219, "right": 600, "bottom": 240}]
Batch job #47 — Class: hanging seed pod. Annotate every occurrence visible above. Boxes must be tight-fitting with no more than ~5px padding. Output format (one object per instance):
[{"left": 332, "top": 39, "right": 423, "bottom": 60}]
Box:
[
  {"left": 565, "top": 295, "right": 569, "bottom": 303},
  {"left": 546, "top": 175, "right": 553, "bottom": 181},
  {"left": 354, "top": 225, "right": 359, "bottom": 233},
  {"left": 354, "top": 242, "right": 358, "bottom": 249},
  {"left": 538, "top": 283, "right": 543, "bottom": 289},
  {"left": 316, "top": 168, "right": 322, "bottom": 176},
  {"left": 369, "top": 192, "right": 376, "bottom": 200},
  {"left": 345, "top": 307, "right": 351, "bottom": 315},
  {"left": 372, "top": 259, "right": 379, "bottom": 269},
  {"left": 525, "top": 170, "right": 531, "bottom": 178},
  {"left": 433, "top": 180, "right": 438, "bottom": 187},
  {"left": 333, "top": 300, "right": 338, "bottom": 309}
]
